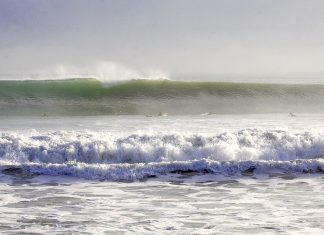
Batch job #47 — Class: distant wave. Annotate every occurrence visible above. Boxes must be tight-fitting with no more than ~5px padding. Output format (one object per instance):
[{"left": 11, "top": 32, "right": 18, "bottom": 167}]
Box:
[
  {"left": 1, "top": 129, "right": 324, "bottom": 180},
  {"left": 1, "top": 78, "right": 324, "bottom": 115},
  {"left": 1, "top": 78, "right": 324, "bottom": 99}
]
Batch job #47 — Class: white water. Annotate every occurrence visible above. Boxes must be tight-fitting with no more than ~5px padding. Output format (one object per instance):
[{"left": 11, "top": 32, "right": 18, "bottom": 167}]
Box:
[
  {"left": 1, "top": 114, "right": 324, "bottom": 180},
  {"left": 1, "top": 114, "right": 324, "bottom": 234}
]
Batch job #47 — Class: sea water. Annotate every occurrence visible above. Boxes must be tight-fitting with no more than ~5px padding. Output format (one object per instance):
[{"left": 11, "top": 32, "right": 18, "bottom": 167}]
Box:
[{"left": 0, "top": 114, "right": 324, "bottom": 234}]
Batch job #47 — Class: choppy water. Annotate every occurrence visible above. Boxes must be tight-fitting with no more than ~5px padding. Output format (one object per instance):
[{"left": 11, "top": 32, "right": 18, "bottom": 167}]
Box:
[
  {"left": 0, "top": 174, "right": 324, "bottom": 234},
  {"left": 1, "top": 114, "right": 324, "bottom": 234}
]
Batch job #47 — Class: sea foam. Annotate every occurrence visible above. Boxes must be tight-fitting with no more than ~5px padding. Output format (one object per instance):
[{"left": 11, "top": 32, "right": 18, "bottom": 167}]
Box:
[{"left": 1, "top": 129, "right": 324, "bottom": 180}]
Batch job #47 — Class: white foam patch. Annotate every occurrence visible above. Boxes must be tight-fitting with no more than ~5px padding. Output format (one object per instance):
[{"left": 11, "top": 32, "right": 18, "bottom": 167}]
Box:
[
  {"left": 1, "top": 129, "right": 324, "bottom": 179},
  {"left": 1, "top": 129, "right": 324, "bottom": 164}
]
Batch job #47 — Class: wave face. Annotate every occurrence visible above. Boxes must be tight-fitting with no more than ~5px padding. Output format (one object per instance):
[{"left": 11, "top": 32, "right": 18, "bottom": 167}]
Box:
[
  {"left": 1, "top": 130, "right": 324, "bottom": 180},
  {"left": 1, "top": 79, "right": 324, "bottom": 115}
]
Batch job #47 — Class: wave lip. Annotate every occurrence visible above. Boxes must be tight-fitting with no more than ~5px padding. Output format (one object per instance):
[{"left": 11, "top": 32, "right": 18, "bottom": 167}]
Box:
[
  {"left": 1, "top": 78, "right": 324, "bottom": 99},
  {"left": 1, "top": 79, "right": 324, "bottom": 115}
]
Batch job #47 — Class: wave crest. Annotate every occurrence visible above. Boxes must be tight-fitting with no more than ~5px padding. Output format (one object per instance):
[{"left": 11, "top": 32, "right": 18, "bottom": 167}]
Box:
[
  {"left": 1, "top": 129, "right": 324, "bottom": 165},
  {"left": 2, "top": 129, "right": 324, "bottom": 180}
]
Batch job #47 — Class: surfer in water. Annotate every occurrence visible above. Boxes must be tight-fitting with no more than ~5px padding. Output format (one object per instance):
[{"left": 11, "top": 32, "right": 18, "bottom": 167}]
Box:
[
  {"left": 158, "top": 112, "right": 168, "bottom": 117},
  {"left": 289, "top": 112, "right": 296, "bottom": 117}
]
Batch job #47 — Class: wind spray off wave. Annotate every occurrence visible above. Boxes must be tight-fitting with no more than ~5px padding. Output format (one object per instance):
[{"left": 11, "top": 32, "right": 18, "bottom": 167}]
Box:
[
  {"left": 1, "top": 78, "right": 324, "bottom": 115},
  {"left": 0, "top": 61, "right": 169, "bottom": 82}
]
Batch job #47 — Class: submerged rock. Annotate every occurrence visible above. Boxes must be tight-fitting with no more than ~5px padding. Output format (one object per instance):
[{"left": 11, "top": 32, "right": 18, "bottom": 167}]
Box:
[
  {"left": 241, "top": 166, "right": 256, "bottom": 176},
  {"left": 1, "top": 167, "right": 40, "bottom": 178},
  {"left": 317, "top": 166, "right": 324, "bottom": 173},
  {"left": 302, "top": 166, "right": 324, "bottom": 174},
  {"left": 170, "top": 169, "right": 210, "bottom": 176}
]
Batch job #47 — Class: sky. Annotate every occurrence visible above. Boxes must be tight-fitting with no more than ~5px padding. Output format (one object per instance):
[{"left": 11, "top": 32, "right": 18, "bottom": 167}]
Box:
[{"left": 0, "top": 0, "right": 324, "bottom": 78}]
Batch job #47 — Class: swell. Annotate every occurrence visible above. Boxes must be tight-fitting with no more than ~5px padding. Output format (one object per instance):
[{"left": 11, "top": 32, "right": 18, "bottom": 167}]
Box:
[
  {"left": 1, "top": 78, "right": 324, "bottom": 115},
  {"left": 1, "top": 78, "right": 324, "bottom": 99}
]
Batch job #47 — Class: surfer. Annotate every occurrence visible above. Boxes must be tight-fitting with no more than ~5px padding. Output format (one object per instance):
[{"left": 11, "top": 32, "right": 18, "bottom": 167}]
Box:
[
  {"left": 158, "top": 112, "right": 168, "bottom": 117},
  {"left": 288, "top": 112, "right": 296, "bottom": 117}
]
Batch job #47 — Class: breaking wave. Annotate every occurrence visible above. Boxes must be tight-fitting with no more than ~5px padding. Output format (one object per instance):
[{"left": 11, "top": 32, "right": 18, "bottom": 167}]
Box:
[
  {"left": 1, "top": 129, "right": 324, "bottom": 180},
  {"left": 1, "top": 78, "right": 324, "bottom": 115}
]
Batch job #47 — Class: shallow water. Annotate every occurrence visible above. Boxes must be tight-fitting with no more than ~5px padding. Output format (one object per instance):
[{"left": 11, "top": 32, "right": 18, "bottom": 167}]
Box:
[
  {"left": 1, "top": 114, "right": 324, "bottom": 234},
  {"left": 2, "top": 113, "right": 324, "bottom": 134},
  {"left": 0, "top": 174, "right": 323, "bottom": 234}
]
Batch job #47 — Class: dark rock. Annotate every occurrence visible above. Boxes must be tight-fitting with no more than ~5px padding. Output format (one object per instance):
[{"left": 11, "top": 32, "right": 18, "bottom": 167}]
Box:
[
  {"left": 169, "top": 169, "right": 211, "bottom": 176},
  {"left": 302, "top": 167, "right": 324, "bottom": 174},
  {"left": 316, "top": 166, "right": 324, "bottom": 173},
  {"left": 146, "top": 174, "right": 157, "bottom": 178},
  {"left": 138, "top": 174, "right": 157, "bottom": 182},
  {"left": 170, "top": 169, "right": 198, "bottom": 174},
  {"left": 202, "top": 169, "right": 211, "bottom": 174},
  {"left": 1, "top": 167, "right": 40, "bottom": 178},
  {"left": 302, "top": 169, "right": 311, "bottom": 173},
  {"left": 280, "top": 174, "right": 296, "bottom": 180},
  {"left": 241, "top": 166, "right": 256, "bottom": 176}
]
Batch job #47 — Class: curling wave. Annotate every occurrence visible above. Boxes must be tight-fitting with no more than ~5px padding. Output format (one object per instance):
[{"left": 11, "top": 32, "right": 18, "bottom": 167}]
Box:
[{"left": 1, "top": 79, "right": 324, "bottom": 115}]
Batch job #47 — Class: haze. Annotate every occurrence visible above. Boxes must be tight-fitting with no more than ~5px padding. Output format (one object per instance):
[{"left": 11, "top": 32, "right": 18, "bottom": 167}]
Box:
[{"left": 1, "top": 0, "right": 324, "bottom": 80}]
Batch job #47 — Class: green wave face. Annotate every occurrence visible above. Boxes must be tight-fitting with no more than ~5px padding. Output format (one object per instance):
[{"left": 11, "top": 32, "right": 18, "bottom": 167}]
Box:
[
  {"left": 1, "top": 78, "right": 324, "bottom": 115},
  {"left": 0, "top": 78, "right": 103, "bottom": 99}
]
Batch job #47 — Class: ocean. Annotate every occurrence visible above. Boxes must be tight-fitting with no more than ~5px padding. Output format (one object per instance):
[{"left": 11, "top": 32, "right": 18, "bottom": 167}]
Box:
[{"left": 0, "top": 79, "right": 324, "bottom": 234}]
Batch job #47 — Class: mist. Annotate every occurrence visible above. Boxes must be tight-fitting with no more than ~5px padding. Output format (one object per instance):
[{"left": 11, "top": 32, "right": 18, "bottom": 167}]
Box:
[
  {"left": 0, "top": 61, "right": 169, "bottom": 82},
  {"left": 1, "top": 0, "right": 324, "bottom": 80}
]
